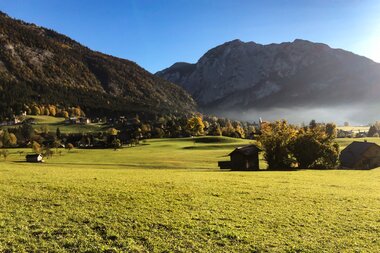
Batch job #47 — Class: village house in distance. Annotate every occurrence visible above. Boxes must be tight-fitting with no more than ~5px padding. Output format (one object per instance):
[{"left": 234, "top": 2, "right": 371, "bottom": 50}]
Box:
[{"left": 219, "top": 144, "right": 261, "bottom": 171}]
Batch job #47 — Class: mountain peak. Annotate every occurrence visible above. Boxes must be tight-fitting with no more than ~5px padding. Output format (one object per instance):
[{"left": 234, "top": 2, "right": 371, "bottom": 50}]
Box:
[
  {"left": 225, "top": 39, "right": 244, "bottom": 45},
  {"left": 293, "top": 38, "right": 312, "bottom": 44},
  {"left": 157, "top": 39, "right": 380, "bottom": 122}
]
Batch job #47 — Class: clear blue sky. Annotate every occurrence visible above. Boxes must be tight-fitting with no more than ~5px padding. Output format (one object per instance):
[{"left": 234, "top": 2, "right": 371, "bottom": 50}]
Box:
[{"left": 1, "top": 0, "right": 379, "bottom": 73}]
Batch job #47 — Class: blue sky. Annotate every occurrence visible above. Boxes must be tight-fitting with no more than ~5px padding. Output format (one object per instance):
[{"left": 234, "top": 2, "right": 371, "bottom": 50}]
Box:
[{"left": 1, "top": 0, "right": 379, "bottom": 73}]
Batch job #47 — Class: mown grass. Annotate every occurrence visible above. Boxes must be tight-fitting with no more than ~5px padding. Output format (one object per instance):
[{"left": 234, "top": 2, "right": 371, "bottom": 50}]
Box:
[{"left": 0, "top": 137, "right": 379, "bottom": 252}]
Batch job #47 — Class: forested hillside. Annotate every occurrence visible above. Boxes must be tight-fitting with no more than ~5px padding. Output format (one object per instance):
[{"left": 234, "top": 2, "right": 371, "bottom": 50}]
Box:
[{"left": 0, "top": 11, "right": 196, "bottom": 119}]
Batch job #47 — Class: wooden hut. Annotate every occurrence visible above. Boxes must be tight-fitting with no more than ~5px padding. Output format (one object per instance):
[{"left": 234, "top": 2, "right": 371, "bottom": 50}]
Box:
[
  {"left": 340, "top": 141, "right": 380, "bottom": 170},
  {"left": 26, "top": 154, "right": 43, "bottom": 163},
  {"left": 218, "top": 144, "right": 261, "bottom": 171}
]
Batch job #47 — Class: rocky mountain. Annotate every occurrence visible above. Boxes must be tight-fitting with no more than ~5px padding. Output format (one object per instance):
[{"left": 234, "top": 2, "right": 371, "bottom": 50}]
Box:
[
  {"left": 0, "top": 11, "right": 196, "bottom": 118},
  {"left": 157, "top": 39, "right": 380, "bottom": 123}
]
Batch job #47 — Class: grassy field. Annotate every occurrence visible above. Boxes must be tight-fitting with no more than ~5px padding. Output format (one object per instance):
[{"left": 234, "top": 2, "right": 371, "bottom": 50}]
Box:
[
  {"left": 4, "top": 115, "right": 108, "bottom": 133},
  {"left": 0, "top": 137, "right": 379, "bottom": 252}
]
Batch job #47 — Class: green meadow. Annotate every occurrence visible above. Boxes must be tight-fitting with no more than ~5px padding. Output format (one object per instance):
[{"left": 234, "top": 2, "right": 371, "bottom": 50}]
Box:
[{"left": 0, "top": 137, "right": 379, "bottom": 252}]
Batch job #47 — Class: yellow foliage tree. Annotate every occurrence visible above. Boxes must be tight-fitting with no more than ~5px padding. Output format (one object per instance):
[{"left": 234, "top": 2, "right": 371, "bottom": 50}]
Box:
[
  {"left": 32, "top": 141, "right": 41, "bottom": 153},
  {"left": 49, "top": 105, "right": 57, "bottom": 116},
  {"left": 186, "top": 116, "right": 205, "bottom": 136},
  {"left": 258, "top": 120, "right": 297, "bottom": 170}
]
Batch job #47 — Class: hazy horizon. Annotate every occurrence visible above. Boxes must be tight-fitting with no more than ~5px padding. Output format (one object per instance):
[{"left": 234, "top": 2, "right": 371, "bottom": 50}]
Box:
[{"left": 210, "top": 103, "right": 380, "bottom": 126}]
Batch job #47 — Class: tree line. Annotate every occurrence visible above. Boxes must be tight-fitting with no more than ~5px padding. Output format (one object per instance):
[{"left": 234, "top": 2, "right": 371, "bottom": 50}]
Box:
[{"left": 0, "top": 114, "right": 258, "bottom": 150}]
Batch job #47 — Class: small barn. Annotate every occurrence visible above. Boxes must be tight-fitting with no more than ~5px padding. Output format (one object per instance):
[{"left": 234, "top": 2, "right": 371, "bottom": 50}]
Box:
[
  {"left": 218, "top": 144, "right": 261, "bottom": 171},
  {"left": 340, "top": 141, "right": 380, "bottom": 170},
  {"left": 26, "top": 154, "right": 43, "bottom": 163}
]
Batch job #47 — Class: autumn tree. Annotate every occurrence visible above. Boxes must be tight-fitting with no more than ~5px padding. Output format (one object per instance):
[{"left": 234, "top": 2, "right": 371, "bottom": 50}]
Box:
[
  {"left": 49, "top": 105, "right": 57, "bottom": 116},
  {"left": 112, "top": 138, "right": 122, "bottom": 151},
  {"left": 140, "top": 123, "right": 152, "bottom": 138},
  {"left": 208, "top": 123, "right": 222, "bottom": 136},
  {"left": 32, "top": 141, "right": 41, "bottom": 153},
  {"left": 234, "top": 124, "right": 245, "bottom": 138},
  {"left": 62, "top": 110, "right": 69, "bottom": 118},
  {"left": 66, "top": 143, "right": 74, "bottom": 152},
  {"left": 8, "top": 133, "right": 17, "bottom": 146},
  {"left": 258, "top": 120, "right": 297, "bottom": 170},
  {"left": 108, "top": 128, "right": 119, "bottom": 136},
  {"left": 1, "top": 130, "right": 17, "bottom": 147},
  {"left": 247, "top": 125, "right": 256, "bottom": 139},
  {"left": 2, "top": 130, "right": 10, "bottom": 147},
  {"left": 44, "top": 108, "right": 50, "bottom": 116},
  {"left": 186, "top": 116, "right": 205, "bottom": 136},
  {"left": 222, "top": 120, "right": 235, "bottom": 137},
  {"left": 31, "top": 105, "right": 41, "bottom": 115},
  {"left": 291, "top": 123, "right": 340, "bottom": 169}
]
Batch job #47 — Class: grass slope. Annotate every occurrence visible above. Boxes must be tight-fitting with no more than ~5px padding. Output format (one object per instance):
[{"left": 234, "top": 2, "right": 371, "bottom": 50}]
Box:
[{"left": 0, "top": 137, "right": 379, "bottom": 252}]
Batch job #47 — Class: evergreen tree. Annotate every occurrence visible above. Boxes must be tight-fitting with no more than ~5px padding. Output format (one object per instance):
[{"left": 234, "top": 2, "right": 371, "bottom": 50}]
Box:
[
  {"left": 368, "top": 125, "right": 378, "bottom": 137},
  {"left": 56, "top": 127, "right": 61, "bottom": 139}
]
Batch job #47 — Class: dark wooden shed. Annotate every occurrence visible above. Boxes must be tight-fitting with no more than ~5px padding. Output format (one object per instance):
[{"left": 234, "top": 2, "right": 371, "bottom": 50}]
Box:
[
  {"left": 218, "top": 144, "right": 261, "bottom": 171},
  {"left": 26, "top": 154, "right": 43, "bottom": 163},
  {"left": 340, "top": 141, "right": 380, "bottom": 170}
]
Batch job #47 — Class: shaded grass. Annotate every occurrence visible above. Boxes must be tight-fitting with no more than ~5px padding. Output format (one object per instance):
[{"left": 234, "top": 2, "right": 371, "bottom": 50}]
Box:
[{"left": 192, "top": 136, "right": 243, "bottom": 143}]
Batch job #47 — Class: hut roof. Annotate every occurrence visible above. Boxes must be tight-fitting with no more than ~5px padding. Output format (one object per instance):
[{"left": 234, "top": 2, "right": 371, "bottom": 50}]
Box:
[
  {"left": 340, "top": 141, "right": 380, "bottom": 167},
  {"left": 229, "top": 144, "right": 262, "bottom": 157},
  {"left": 26, "top": 154, "right": 42, "bottom": 158}
]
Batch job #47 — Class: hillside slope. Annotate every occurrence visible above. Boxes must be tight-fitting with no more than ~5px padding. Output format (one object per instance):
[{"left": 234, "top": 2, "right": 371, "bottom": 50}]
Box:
[{"left": 0, "top": 11, "right": 196, "bottom": 117}]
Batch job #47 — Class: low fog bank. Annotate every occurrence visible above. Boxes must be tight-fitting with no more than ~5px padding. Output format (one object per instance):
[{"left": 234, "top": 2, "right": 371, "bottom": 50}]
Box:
[{"left": 213, "top": 104, "right": 380, "bottom": 126}]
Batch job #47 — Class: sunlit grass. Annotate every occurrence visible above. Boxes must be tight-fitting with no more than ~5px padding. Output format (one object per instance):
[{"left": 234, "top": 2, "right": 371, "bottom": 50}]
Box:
[{"left": 0, "top": 137, "right": 379, "bottom": 252}]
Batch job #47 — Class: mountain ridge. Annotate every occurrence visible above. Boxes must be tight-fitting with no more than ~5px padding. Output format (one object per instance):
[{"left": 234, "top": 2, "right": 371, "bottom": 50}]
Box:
[
  {"left": 0, "top": 11, "right": 196, "bottom": 118},
  {"left": 156, "top": 39, "right": 380, "bottom": 122}
]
